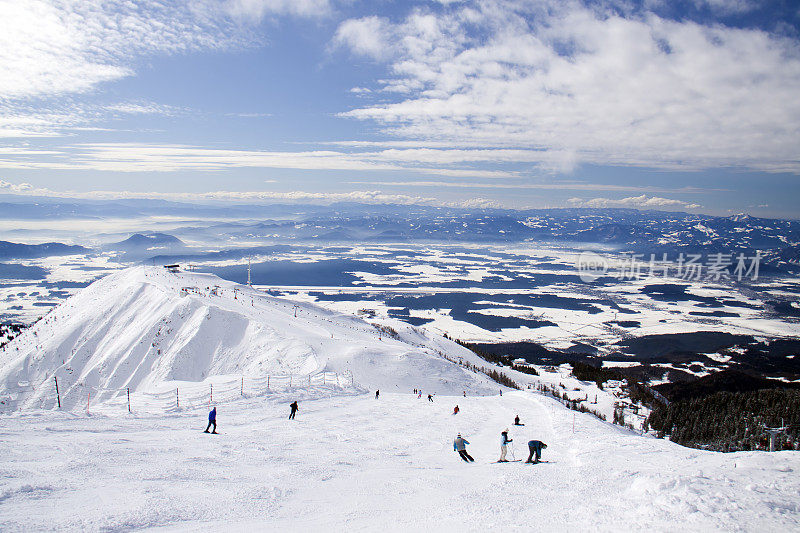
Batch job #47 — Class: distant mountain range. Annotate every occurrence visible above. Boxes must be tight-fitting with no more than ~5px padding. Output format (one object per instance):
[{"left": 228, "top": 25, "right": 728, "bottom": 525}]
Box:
[{"left": 1, "top": 199, "right": 799, "bottom": 273}]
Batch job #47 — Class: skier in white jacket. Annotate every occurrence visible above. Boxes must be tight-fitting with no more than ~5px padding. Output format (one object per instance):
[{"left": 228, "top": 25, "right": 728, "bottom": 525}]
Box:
[{"left": 499, "top": 429, "right": 513, "bottom": 462}]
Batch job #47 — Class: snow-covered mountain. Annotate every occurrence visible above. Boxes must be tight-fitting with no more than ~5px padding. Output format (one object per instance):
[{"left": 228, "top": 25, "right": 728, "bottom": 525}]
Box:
[{"left": 0, "top": 266, "right": 499, "bottom": 412}]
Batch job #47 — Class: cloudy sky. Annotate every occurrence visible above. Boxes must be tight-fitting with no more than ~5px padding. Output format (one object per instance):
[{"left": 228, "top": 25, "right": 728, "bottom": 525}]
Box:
[{"left": 1, "top": 0, "right": 799, "bottom": 217}]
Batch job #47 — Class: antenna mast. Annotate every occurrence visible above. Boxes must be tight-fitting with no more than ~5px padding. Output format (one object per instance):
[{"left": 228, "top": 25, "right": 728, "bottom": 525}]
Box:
[{"left": 247, "top": 257, "right": 252, "bottom": 286}]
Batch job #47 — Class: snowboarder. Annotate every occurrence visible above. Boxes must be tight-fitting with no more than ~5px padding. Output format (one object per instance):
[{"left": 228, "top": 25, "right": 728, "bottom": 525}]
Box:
[
  {"left": 289, "top": 401, "right": 298, "bottom": 420},
  {"left": 427, "top": 394, "right": 433, "bottom": 402},
  {"left": 525, "top": 440, "right": 547, "bottom": 463},
  {"left": 453, "top": 405, "right": 459, "bottom": 415},
  {"left": 204, "top": 407, "right": 217, "bottom": 433},
  {"left": 454, "top": 433, "right": 474, "bottom": 462},
  {"left": 499, "top": 429, "right": 513, "bottom": 462},
  {"left": 375, "top": 390, "right": 380, "bottom": 399},
  {"left": 514, "top": 415, "right": 524, "bottom": 426}
]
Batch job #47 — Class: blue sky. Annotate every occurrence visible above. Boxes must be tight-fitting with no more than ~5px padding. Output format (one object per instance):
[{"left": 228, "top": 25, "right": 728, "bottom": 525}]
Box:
[{"left": 1, "top": 0, "right": 799, "bottom": 218}]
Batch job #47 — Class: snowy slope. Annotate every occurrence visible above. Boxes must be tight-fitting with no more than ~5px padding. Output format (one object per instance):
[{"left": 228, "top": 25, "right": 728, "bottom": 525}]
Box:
[
  {"left": 0, "top": 266, "right": 501, "bottom": 412},
  {"left": 0, "top": 390, "right": 797, "bottom": 531}
]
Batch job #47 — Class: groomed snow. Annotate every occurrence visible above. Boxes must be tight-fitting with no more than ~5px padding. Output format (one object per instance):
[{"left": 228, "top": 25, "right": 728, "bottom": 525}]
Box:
[{"left": 0, "top": 390, "right": 797, "bottom": 531}]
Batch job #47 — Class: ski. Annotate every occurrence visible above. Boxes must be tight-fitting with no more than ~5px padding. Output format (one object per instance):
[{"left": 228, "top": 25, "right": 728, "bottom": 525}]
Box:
[{"left": 492, "top": 459, "right": 522, "bottom": 463}]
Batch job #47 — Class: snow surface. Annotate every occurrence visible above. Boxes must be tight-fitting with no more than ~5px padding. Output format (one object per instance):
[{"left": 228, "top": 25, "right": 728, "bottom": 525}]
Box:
[{"left": 1, "top": 390, "right": 798, "bottom": 531}]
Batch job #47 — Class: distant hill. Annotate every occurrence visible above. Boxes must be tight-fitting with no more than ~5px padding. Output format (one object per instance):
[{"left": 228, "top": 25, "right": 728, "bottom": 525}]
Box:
[
  {"left": 109, "top": 233, "right": 185, "bottom": 251},
  {"left": 0, "top": 240, "right": 89, "bottom": 259}
]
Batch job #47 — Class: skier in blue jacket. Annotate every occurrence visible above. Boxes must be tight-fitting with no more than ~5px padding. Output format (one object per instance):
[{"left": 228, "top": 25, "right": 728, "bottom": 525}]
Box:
[
  {"left": 526, "top": 440, "right": 547, "bottom": 463},
  {"left": 204, "top": 407, "right": 217, "bottom": 433},
  {"left": 454, "top": 433, "right": 474, "bottom": 462}
]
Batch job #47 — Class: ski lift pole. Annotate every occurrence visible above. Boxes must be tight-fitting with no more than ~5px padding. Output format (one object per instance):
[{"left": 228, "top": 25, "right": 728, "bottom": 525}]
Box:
[
  {"left": 210, "top": 384, "right": 213, "bottom": 405},
  {"left": 127, "top": 387, "right": 131, "bottom": 413},
  {"left": 176, "top": 387, "right": 179, "bottom": 409}
]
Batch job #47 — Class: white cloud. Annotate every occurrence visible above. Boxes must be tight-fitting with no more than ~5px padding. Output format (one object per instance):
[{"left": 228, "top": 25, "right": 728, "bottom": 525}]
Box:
[
  {"left": 568, "top": 195, "right": 702, "bottom": 210},
  {"left": 225, "top": 0, "right": 332, "bottom": 20},
  {"left": 105, "top": 102, "right": 185, "bottom": 116},
  {"left": 692, "top": 0, "right": 758, "bottom": 15},
  {"left": 337, "top": 1, "right": 800, "bottom": 173},
  {"left": 333, "top": 16, "right": 395, "bottom": 60},
  {"left": 0, "top": 0, "right": 332, "bottom": 103},
  {"left": 349, "top": 180, "right": 715, "bottom": 194},
  {"left": 0, "top": 142, "right": 518, "bottom": 179},
  {"left": 0, "top": 179, "right": 493, "bottom": 208}
]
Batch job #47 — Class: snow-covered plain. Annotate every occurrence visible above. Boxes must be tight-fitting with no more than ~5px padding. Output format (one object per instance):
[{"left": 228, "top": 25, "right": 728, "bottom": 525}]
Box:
[{"left": 1, "top": 390, "right": 798, "bottom": 531}]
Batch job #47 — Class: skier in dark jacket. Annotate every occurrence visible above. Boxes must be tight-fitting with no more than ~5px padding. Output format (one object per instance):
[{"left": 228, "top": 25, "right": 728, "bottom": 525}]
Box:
[
  {"left": 514, "top": 415, "right": 524, "bottom": 426},
  {"left": 499, "top": 429, "right": 513, "bottom": 462},
  {"left": 375, "top": 390, "right": 380, "bottom": 399},
  {"left": 453, "top": 433, "right": 474, "bottom": 462},
  {"left": 289, "top": 401, "right": 298, "bottom": 420},
  {"left": 204, "top": 407, "right": 217, "bottom": 433},
  {"left": 526, "top": 440, "right": 547, "bottom": 463},
  {"left": 427, "top": 394, "right": 433, "bottom": 402}
]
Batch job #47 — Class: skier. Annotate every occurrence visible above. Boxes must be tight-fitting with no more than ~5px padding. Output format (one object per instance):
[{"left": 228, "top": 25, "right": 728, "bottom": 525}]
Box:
[
  {"left": 417, "top": 391, "right": 422, "bottom": 399},
  {"left": 453, "top": 433, "right": 474, "bottom": 462},
  {"left": 463, "top": 390, "right": 466, "bottom": 397},
  {"left": 498, "top": 429, "right": 513, "bottom": 462},
  {"left": 525, "top": 440, "right": 547, "bottom": 463},
  {"left": 375, "top": 390, "right": 380, "bottom": 399},
  {"left": 514, "top": 415, "right": 524, "bottom": 426},
  {"left": 289, "top": 400, "right": 298, "bottom": 420},
  {"left": 204, "top": 406, "right": 217, "bottom": 434},
  {"left": 427, "top": 394, "right": 433, "bottom": 402},
  {"left": 453, "top": 405, "right": 459, "bottom": 415}
]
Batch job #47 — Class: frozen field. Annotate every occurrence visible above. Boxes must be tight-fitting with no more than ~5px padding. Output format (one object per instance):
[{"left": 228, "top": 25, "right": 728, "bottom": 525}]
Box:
[{"left": 1, "top": 390, "right": 798, "bottom": 531}]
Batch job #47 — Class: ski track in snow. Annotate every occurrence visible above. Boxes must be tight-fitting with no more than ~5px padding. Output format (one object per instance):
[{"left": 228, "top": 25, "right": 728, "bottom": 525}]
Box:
[{"left": 0, "top": 391, "right": 798, "bottom": 532}]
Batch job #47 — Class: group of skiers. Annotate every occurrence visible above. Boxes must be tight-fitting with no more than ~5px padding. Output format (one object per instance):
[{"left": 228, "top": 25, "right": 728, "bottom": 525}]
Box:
[
  {"left": 455, "top": 415, "right": 547, "bottom": 464},
  {"left": 203, "top": 397, "right": 547, "bottom": 466}
]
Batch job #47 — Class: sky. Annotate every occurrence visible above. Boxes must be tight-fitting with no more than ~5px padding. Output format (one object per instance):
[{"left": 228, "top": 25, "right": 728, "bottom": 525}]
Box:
[{"left": 0, "top": 0, "right": 799, "bottom": 218}]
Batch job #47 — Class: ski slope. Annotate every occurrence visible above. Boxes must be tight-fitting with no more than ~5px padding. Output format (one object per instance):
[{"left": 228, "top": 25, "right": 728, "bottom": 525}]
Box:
[
  {"left": 0, "top": 390, "right": 797, "bottom": 531},
  {"left": 0, "top": 266, "right": 501, "bottom": 412}
]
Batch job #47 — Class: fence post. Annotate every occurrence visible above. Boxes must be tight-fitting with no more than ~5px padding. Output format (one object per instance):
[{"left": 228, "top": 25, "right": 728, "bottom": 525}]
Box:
[
  {"left": 127, "top": 387, "right": 131, "bottom": 413},
  {"left": 267, "top": 376, "right": 270, "bottom": 391},
  {"left": 210, "top": 384, "right": 213, "bottom": 405},
  {"left": 176, "top": 387, "right": 179, "bottom": 409},
  {"left": 54, "top": 376, "right": 60, "bottom": 409},
  {"left": 87, "top": 392, "right": 90, "bottom": 414},
  {"left": 241, "top": 376, "right": 244, "bottom": 396}
]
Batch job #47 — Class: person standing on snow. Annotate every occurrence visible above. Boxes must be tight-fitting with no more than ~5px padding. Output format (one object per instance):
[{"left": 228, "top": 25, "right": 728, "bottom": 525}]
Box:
[
  {"left": 454, "top": 433, "right": 474, "bottom": 462},
  {"left": 499, "top": 429, "right": 513, "bottom": 462},
  {"left": 375, "top": 390, "right": 380, "bottom": 399},
  {"left": 453, "top": 405, "right": 459, "bottom": 415},
  {"left": 526, "top": 440, "right": 547, "bottom": 463},
  {"left": 514, "top": 415, "right": 524, "bottom": 426},
  {"left": 204, "top": 407, "right": 217, "bottom": 433},
  {"left": 289, "top": 401, "right": 298, "bottom": 420}
]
